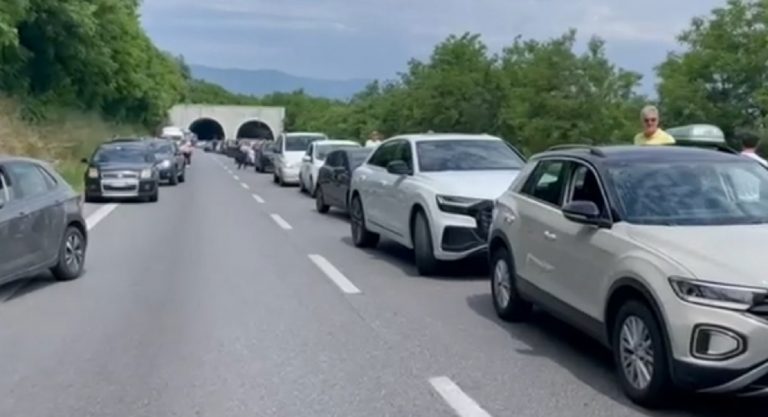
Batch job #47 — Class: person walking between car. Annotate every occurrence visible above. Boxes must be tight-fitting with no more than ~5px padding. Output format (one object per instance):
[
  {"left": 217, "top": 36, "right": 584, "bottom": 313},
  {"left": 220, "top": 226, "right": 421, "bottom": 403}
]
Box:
[
  {"left": 738, "top": 130, "right": 768, "bottom": 167},
  {"left": 236, "top": 141, "right": 249, "bottom": 169},
  {"left": 634, "top": 105, "right": 675, "bottom": 146}
]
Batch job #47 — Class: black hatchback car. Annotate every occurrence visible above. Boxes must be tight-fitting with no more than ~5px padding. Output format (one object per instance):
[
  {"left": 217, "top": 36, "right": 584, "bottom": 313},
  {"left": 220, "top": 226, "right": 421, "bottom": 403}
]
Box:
[
  {"left": 0, "top": 156, "right": 88, "bottom": 286},
  {"left": 315, "top": 148, "right": 373, "bottom": 214},
  {"left": 83, "top": 142, "right": 160, "bottom": 202}
]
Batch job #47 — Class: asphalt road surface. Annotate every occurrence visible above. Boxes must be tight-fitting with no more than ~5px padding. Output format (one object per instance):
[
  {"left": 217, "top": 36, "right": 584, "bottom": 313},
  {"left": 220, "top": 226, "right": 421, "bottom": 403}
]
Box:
[{"left": 1, "top": 153, "right": 766, "bottom": 417}]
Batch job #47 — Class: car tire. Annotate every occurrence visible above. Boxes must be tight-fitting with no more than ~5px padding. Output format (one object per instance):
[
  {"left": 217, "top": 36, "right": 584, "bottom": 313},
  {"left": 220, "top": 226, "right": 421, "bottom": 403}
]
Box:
[
  {"left": 612, "top": 300, "right": 672, "bottom": 408},
  {"left": 179, "top": 169, "right": 186, "bottom": 183},
  {"left": 350, "top": 195, "right": 379, "bottom": 248},
  {"left": 412, "top": 211, "right": 439, "bottom": 276},
  {"left": 149, "top": 190, "right": 159, "bottom": 203},
  {"left": 490, "top": 247, "right": 532, "bottom": 321},
  {"left": 169, "top": 170, "right": 179, "bottom": 186},
  {"left": 83, "top": 194, "right": 98, "bottom": 203},
  {"left": 316, "top": 186, "right": 330, "bottom": 213},
  {"left": 299, "top": 175, "right": 306, "bottom": 193},
  {"left": 279, "top": 173, "right": 287, "bottom": 187},
  {"left": 309, "top": 177, "right": 316, "bottom": 197},
  {"left": 51, "top": 226, "right": 86, "bottom": 281},
  {"left": 273, "top": 173, "right": 279, "bottom": 184}
]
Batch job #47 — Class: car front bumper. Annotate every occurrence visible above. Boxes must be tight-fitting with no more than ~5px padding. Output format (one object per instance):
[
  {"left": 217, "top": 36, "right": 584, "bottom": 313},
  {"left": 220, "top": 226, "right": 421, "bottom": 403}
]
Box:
[
  {"left": 663, "top": 296, "right": 768, "bottom": 396},
  {"left": 85, "top": 178, "right": 158, "bottom": 199},
  {"left": 279, "top": 166, "right": 300, "bottom": 184},
  {"left": 428, "top": 201, "right": 494, "bottom": 261}
]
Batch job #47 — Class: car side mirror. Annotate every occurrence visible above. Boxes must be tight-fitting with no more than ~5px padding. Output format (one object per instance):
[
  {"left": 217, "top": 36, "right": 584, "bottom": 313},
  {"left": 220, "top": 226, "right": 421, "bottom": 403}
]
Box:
[
  {"left": 302, "top": 155, "right": 311, "bottom": 163},
  {"left": 81, "top": 158, "right": 89, "bottom": 164},
  {"left": 562, "top": 201, "right": 611, "bottom": 228},
  {"left": 386, "top": 160, "right": 411, "bottom": 175}
]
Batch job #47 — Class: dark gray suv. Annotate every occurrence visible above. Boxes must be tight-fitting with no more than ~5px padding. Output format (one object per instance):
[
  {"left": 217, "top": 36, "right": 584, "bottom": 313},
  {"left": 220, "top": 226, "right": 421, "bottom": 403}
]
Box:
[{"left": 0, "top": 157, "right": 88, "bottom": 286}]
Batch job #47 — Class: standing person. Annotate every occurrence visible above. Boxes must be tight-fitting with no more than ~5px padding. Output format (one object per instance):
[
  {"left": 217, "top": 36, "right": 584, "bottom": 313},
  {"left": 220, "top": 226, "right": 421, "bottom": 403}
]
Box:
[
  {"left": 365, "top": 130, "right": 383, "bottom": 147},
  {"left": 634, "top": 105, "right": 675, "bottom": 146},
  {"left": 236, "top": 141, "right": 249, "bottom": 169},
  {"left": 738, "top": 130, "right": 768, "bottom": 167}
]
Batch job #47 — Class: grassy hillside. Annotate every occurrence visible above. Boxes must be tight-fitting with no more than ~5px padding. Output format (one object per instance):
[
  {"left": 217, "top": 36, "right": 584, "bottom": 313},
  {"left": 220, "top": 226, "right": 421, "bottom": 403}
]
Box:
[{"left": 0, "top": 97, "right": 145, "bottom": 191}]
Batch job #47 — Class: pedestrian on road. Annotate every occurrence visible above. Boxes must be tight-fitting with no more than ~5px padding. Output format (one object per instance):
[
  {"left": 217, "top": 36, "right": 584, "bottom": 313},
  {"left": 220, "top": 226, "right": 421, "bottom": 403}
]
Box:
[
  {"left": 738, "top": 130, "right": 768, "bottom": 167},
  {"left": 634, "top": 105, "right": 675, "bottom": 146},
  {"left": 236, "top": 141, "right": 249, "bottom": 169}
]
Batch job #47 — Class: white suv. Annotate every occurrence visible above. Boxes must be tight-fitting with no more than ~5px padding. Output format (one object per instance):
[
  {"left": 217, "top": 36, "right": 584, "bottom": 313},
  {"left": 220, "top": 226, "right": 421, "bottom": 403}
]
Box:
[
  {"left": 348, "top": 133, "right": 525, "bottom": 275},
  {"left": 299, "top": 139, "right": 361, "bottom": 196},
  {"left": 273, "top": 132, "right": 328, "bottom": 186},
  {"left": 489, "top": 144, "right": 768, "bottom": 407}
]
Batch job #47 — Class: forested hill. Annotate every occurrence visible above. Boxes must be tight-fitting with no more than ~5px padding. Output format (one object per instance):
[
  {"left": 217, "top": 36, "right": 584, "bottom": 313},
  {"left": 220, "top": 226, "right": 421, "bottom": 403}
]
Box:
[{"left": 1, "top": 0, "right": 767, "bottom": 159}]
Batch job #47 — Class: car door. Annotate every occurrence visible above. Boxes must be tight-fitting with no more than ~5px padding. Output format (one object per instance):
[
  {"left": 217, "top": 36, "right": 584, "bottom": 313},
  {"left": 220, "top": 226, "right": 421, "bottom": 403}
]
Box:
[
  {"left": 359, "top": 140, "right": 399, "bottom": 231},
  {"left": 513, "top": 158, "right": 573, "bottom": 297},
  {"left": 335, "top": 152, "right": 353, "bottom": 207},
  {"left": 0, "top": 167, "right": 23, "bottom": 281},
  {"left": 545, "top": 162, "right": 615, "bottom": 319},
  {"left": 379, "top": 140, "right": 414, "bottom": 237},
  {"left": 4, "top": 162, "right": 62, "bottom": 271},
  {"left": 300, "top": 143, "right": 313, "bottom": 184},
  {"left": 324, "top": 151, "right": 344, "bottom": 206}
]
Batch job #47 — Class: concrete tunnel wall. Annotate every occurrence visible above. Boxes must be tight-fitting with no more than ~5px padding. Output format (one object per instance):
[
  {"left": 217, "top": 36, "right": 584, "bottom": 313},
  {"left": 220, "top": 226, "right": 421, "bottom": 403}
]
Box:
[{"left": 168, "top": 104, "right": 286, "bottom": 141}]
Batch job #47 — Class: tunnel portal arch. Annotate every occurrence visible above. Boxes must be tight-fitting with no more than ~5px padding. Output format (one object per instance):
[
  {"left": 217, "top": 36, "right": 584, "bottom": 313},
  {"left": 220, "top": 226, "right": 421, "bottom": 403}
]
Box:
[
  {"left": 189, "top": 118, "right": 226, "bottom": 141},
  {"left": 236, "top": 119, "right": 274, "bottom": 140}
]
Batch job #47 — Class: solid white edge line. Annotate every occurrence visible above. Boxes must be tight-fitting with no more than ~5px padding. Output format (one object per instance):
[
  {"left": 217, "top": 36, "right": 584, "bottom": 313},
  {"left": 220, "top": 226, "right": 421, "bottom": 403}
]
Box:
[
  {"left": 269, "top": 213, "right": 293, "bottom": 230},
  {"left": 308, "top": 254, "right": 361, "bottom": 294},
  {"left": 429, "top": 376, "right": 493, "bottom": 417},
  {"left": 252, "top": 194, "right": 265, "bottom": 203},
  {"left": 241, "top": 182, "right": 250, "bottom": 189},
  {"left": 85, "top": 203, "right": 119, "bottom": 230}
]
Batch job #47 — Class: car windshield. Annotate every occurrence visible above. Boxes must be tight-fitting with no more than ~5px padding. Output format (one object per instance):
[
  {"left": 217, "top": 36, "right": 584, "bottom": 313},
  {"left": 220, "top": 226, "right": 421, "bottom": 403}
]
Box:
[
  {"left": 316, "top": 144, "right": 359, "bottom": 160},
  {"left": 416, "top": 140, "right": 525, "bottom": 172},
  {"left": 608, "top": 160, "right": 768, "bottom": 225},
  {"left": 152, "top": 143, "right": 174, "bottom": 155},
  {"left": 348, "top": 149, "right": 373, "bottom": 168},
  {"left": 286, "top": 135, "right": 325, "bottom": 152},
  {"left": 93, "top": 147, "right": 152, "bottom": 163}
]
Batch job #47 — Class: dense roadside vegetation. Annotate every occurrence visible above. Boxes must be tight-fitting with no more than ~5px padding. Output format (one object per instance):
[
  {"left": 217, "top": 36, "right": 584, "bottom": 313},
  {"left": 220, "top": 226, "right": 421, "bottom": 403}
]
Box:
[{"left": 0, "top": 0, "right": 766, "bottom": 188}]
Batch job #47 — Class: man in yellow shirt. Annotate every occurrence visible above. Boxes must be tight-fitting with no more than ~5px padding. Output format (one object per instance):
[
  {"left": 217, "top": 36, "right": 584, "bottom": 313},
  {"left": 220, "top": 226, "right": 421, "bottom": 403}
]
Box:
[{"left": 633, "top": 105, "right": 676, "bottom": 145}]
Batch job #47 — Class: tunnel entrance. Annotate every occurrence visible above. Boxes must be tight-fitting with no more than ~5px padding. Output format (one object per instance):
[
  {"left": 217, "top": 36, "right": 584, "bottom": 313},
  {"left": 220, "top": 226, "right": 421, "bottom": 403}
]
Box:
[
  {"left": 236, "top": 120, "right": 274, "bottom": 140},
  {"left": 189, "top": 118, "right": 225, "bottom": 141}
]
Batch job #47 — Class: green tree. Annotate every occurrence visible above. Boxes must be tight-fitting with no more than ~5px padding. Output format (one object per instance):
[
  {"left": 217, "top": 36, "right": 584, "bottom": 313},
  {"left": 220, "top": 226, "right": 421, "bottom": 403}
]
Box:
[{"left": 657, "top": 0, "right": 768, "bottom": 137}]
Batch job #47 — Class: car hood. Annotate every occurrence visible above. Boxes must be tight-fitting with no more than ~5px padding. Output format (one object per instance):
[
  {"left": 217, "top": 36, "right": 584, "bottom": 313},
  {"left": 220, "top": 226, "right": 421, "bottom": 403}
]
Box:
[
  {"left": 418, "top": 170, "right": 520, "bottom": 200},
  {"left": 626, "top": 224, "right": 768, "bottom": 287},
  {"left": 283, "top": 151, "right": 304, "bottom": 165},
  {"left": 94, "top": 162, "right": 152, "bottom": 171},
  {"left": 154, "top": 153, "right": 173, "bottom": 161}
]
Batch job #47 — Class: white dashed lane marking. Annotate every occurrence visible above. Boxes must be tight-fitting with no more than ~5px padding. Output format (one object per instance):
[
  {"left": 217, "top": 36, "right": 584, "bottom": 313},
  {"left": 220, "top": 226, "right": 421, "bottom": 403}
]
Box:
[
  {"left": 252, "top": 194, "right": 265, "bottom": 203},
  {"left": 86, "top": 204, "right": 119, "bottom": 230},
  {"left": 269, "top": 214, "right": 292, "bottom": 230},
  {"left": 308, "top": 255, "right": 361, "bottom": 294},
  {"left": 429, "top": 376, "right": 493, "bottom": 417}
]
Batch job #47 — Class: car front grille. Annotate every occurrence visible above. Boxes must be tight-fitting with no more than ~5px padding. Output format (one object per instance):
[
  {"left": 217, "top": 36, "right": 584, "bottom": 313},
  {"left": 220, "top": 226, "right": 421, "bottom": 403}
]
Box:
[
  {"left": 101, "top": 170, "right": 139, "bottom": 179},
  {"left": 470, "top": 200, "right": 494, "bottom": 241}
]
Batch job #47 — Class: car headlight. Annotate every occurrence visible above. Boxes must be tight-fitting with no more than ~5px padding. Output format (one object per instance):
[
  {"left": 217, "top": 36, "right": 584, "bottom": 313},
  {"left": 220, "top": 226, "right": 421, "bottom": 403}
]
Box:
[
  {"left": 669, "top": 277, "right": 768, "bottom": 311},
  {"left": 159, "top": 159, "right": 172, "bottom": 168},
  {"left": 140, "top": 168, "right": 153, "bottom": 179},
  {"left": 87, "top": 167, "right": 99, "bottom": 179},
  {"left": 436, "top": 195, "right": 485, "bottom": 214}
]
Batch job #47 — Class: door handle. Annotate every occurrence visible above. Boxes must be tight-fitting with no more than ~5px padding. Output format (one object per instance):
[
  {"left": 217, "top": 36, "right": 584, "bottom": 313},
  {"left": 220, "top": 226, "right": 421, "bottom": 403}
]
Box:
[{"left": 543, "top": 230, "right": 557, "bottom": 241}]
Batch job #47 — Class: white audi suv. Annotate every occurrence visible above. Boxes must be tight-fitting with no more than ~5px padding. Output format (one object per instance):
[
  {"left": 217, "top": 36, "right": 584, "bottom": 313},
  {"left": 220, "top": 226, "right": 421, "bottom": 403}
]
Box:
[{"left": 348, "top": 133, "right": 526, "bottom": 275}]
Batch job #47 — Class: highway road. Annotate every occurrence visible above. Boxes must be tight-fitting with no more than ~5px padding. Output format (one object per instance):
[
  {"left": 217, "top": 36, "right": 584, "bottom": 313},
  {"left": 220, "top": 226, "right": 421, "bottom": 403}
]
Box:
[{"left": 0, "top": 152, "right": 765, "bottom": 417}]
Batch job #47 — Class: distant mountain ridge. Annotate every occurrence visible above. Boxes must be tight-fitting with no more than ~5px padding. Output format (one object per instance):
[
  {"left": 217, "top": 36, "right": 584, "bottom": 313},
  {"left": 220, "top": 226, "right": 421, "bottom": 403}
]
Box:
[{"left": 189, "top": 64, "right": 372, "bottom": 100}]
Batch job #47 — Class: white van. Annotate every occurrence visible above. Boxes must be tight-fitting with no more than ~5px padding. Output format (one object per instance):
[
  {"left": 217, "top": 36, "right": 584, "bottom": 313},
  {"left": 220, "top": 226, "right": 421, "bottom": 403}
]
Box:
[{"left": 273, "top": 132, "right": 328, "bottom": 186}]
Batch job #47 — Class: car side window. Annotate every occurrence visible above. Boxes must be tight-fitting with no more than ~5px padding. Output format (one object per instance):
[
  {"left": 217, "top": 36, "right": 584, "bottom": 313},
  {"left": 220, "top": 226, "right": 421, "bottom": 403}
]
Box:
[
  {"left": 368, "top": 141, "right": 399, "bottom": 168},
  {"left": 5, "top": 162, "right": 50, "bottom": 199},
  {"left": 520, "top": 160, "right": 570, "bottom": 207},
  {"left": 394, "top": 141, "right": 414, "bottom": 170},
  {"left": 325, "top": 151, "right": 339, "bottom": 167},
  {"left": 37, "top": 165, "right": 58, "bottom": 190},
  {"left": 568, "top": 163, "right": 609, "bottom": 217}
]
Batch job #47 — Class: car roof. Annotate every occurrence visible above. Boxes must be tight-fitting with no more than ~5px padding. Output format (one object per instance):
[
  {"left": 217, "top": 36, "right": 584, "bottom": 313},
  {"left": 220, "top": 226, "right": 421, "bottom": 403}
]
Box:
[
  {"left": 0, "top": 155, "right": 50, "bottom": 164},
  {"left": 285, "top": 132, "right": 327, "bottom": 137},
  {"left": 534, "top": 144, "right": 746, "bottom": 165},
  {"left": 315, "top": 140, "right": 359, "bottom": 146},
  {"left": 394, "top": 133, "right": 503, "bottom": 142}
]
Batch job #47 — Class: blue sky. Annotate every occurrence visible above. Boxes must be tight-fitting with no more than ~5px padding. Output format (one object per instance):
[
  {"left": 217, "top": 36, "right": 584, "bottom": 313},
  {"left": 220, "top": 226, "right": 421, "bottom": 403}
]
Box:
[{"left": 140, "top": 0, "right": 726, "bottom": 94}]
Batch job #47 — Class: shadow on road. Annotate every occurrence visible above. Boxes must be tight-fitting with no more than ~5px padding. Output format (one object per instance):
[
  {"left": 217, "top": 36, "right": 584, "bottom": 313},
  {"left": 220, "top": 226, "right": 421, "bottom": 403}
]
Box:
[
  {"left": 465, "top": 293, "right": 768, "bottom": 417},
  {"left": 340, "top": 236, "right": 488, "bottom": 280},
  {"left": 0, "top": 273, "right": 57, "bottom": 303}
]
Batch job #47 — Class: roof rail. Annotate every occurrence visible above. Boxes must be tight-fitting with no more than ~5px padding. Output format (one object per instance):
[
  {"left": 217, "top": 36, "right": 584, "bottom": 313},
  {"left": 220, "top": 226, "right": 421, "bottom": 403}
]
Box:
[{"left": 546, "top": 144, "right": 605, "bottom": 157}]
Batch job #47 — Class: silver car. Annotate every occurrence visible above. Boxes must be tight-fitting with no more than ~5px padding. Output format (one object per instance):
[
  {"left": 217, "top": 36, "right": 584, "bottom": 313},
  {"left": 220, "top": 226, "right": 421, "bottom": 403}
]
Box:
[
  {"left": 489, "top": 144, "right": 768, "bottom": 406},
  {"left": 349, "top": 133, "right": 525, "bottom": 275}
]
